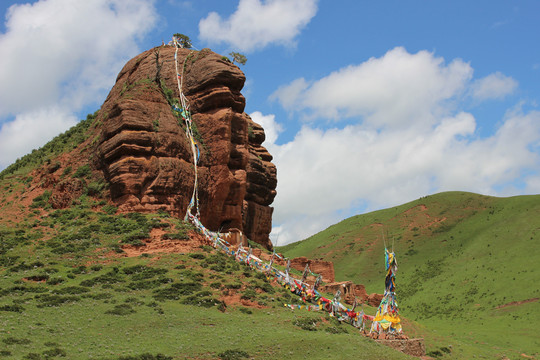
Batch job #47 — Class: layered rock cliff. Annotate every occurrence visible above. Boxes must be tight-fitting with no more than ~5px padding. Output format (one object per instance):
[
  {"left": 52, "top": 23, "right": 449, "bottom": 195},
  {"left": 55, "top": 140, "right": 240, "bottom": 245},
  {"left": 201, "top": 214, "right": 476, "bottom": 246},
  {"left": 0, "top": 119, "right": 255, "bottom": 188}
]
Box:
[{"left": 95, "top": 46, "right": 277, "bottom": 249}]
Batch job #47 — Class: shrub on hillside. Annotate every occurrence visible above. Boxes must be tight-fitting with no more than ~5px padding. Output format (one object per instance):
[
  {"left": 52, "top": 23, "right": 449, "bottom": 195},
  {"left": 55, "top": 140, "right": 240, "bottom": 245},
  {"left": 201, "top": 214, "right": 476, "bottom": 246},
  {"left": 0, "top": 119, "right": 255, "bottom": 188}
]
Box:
[
  {"left": 217, "top": 349, "right": 249, "bottom": 360},
  {"left": 105, "top": 304, "right": 135, "bottom": 316}
]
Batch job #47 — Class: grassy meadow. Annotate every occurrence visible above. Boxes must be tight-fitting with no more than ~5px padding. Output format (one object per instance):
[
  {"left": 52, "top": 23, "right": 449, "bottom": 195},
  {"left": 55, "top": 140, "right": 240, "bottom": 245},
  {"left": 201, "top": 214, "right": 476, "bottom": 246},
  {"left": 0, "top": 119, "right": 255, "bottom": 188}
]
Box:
[{"left": 0, "top": 167, "right": 411, "bottom": 359}]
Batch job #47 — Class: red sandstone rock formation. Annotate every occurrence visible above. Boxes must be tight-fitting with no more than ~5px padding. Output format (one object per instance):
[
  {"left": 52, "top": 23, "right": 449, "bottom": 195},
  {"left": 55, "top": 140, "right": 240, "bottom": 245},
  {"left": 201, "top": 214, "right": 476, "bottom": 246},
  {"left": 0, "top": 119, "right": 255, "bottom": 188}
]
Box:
[
  {"left": 319, "top": 281, "right": 382, "bottom": 306},
  {"left": 289, "top": 256, "right": 335, "bottom": 283},
  {"left": 50, "top": 178, "right": 85, "bottom": 209},
  {"left": 95, "top": 46, "right": 276, "bottom": 248}
]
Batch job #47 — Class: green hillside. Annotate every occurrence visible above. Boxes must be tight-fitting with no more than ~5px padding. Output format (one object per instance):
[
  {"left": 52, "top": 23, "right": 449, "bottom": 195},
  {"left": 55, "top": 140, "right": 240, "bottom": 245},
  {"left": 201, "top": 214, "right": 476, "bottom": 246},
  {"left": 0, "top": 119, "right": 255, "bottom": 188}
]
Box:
[
  {"left": 0, "top": 193, "right": 412, "bottom": 359},
  {"left": 1, "top": 115, "right": 538, "bottom": 359},
  {"left": 0, "top": 120, "right": 412, "bottom": 359},
  {"left": 278, "top": 191, "right": 540, "bottom": 359}
]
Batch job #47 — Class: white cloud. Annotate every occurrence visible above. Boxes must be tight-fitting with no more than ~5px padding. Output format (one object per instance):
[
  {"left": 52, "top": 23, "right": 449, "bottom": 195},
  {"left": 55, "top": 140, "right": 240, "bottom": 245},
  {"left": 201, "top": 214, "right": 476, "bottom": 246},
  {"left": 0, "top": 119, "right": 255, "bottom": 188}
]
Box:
[
  {"left": 0, "top": 106, "right": 77, "bottom": 168},
  {"left": 263, "top": 49, "right": 539, "bottom": 246},
  {"left": 271, "top": 47, "right": 473, "bottom": 128},
  {"left": 270, "top": 78, "right": 309, "bottom": 110},
  {"left": 267, "top": 108, "right": 540, "bottom": 245},
  {"left": 0, "top": 0, "right": 158, "bottom": 168},
  {"left": 199, "top": 0, "right": 318, "bottom": 52},
  {"left": 470, "top": 72, "right": 518, "bottom": 100}
]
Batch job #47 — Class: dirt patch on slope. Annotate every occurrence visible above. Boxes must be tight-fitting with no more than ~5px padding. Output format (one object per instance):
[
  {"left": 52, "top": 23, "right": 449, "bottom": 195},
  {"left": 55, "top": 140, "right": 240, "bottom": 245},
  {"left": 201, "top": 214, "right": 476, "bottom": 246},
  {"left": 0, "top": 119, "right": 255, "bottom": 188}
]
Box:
[
  {"left": 496, "top": 298, "right": 539, "bottom": 309},
  {"left": 121, "top": 229, "right": 211, "bottom": 257}
]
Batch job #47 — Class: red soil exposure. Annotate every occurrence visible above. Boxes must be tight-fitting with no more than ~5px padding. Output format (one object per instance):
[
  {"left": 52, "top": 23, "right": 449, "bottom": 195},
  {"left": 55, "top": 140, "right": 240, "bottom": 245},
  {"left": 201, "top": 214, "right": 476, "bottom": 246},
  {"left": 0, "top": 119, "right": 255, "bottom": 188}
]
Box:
[
  {"left": 375, "top": 338, "right": 425, "bottom": 357},
  {"left": 219, "top": 292, "right": 267, "bottom": 309},
  {"left": 121, "top": 228, "right": 211, "bottom": 257},
  {"left": 404, "top": 204, "right": 428, "bottom": 215},
  {"left": 496, "top": 298, "right": 539, "bottom": 309}
]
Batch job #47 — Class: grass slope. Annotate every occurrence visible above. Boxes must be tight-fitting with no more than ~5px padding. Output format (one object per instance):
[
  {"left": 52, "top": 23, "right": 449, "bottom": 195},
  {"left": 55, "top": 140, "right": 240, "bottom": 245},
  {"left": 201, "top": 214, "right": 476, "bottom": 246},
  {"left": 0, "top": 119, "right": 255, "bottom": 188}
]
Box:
[
  {"left": 277, "top": 191, "right": 540, "bottom": 359},
  {"left": 0, "top": 122, "right": 413, "bottom": 359}
]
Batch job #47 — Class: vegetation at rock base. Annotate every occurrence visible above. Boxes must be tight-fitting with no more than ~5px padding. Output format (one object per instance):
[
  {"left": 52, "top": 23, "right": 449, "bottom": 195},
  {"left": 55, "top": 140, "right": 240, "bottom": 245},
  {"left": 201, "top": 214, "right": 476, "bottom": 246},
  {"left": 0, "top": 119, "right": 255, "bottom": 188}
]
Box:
[
  {"left": 0, "top": 138, "right": 408, "bottom": 360},
  {"left": 0, "top": 210, "right": 408, "bottom": 358}
]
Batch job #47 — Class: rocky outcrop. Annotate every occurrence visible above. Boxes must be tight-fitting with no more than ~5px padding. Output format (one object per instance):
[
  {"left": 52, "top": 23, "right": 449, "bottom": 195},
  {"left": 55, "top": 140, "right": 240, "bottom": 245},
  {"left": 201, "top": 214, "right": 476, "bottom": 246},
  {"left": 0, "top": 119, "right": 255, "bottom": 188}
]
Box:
[
  {"left": 95, "top": 46, "right": 277, "bottom": 248},
  {"left": 50, "top": 178, "right": 85, "bottom": 209},
  {"left": 289, "top": 256, "right": 335, "bottom": 283},
  {"left": 319, "top": 281, "right": 382, "bottom": 306},
  {"left": 243, "top": 118, "right": 277, "bottom": 250}
]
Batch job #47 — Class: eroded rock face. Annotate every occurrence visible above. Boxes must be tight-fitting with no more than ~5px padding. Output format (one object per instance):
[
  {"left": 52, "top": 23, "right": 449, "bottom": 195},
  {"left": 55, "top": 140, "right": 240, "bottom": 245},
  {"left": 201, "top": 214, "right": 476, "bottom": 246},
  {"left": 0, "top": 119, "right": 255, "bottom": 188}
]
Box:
[
  {"left": 289, "top": 256, "right": 335, "bottom": 283},
  {"left": 95, "top": 46, "right": 276, "bottom": 248}
]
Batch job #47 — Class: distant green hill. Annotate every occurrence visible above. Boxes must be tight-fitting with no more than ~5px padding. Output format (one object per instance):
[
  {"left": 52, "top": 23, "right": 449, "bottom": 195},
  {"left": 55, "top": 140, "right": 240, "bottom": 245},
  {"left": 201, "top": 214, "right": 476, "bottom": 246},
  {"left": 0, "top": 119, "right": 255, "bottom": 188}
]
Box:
[{"left": 278, "top": 191, "right": 540, "bottom": 359}]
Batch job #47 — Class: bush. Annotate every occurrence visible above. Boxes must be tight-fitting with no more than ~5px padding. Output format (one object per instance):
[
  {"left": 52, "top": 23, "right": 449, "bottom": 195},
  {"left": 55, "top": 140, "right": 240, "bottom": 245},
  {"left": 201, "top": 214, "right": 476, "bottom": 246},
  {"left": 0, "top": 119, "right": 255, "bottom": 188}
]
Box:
[
  {"left": 83, "top": 293, "right": 113, "bottom": 300},
  {"left": 31, "top": 190, "right": 52, "bottom": 208},
  {"left": 2, "top": 337, "right": 31, "bottom": 345},
  {"left": 255, "top": 281, "right": 275, "bottom": 294},
  {"left": 47, "top": 277, "right": 64, "bottom": 285},
  {"left": 79, "top": 270, "right": 124, "bottom": 287},
  {"left": 102, "top": 205, "right": 117, "bottom": 215},
  {"left": 73, "top": 164, "right": 91, "bottom": 179},
  {"left": 72, "top": 265, "right": 87, "bottom": 274},
  {"left": 128, "top": 277, "right": 172, "bottom": 290},
  {"left": 0, "top": 304, "right": 24, "bottom": 312},
  {"left": 24, "top": 275, "right": 49, "bottom": 282},
  {"left": 325, "top": 325, "right": 348, "bottom": 334},
  {"left": 106, "top": 304, "right": 135, "bottom": 316},
  {"left": 42, "top": 347, "right": 67, "bottom": 357},
  {"left": 0, "top": 285, "right": 48, "bottom": 296},
  {"left": 53, "top": 286, "right": 90, "bottom": 295},
  {"left": 123, "top": 265, "right": 168, "bottom": 280},
  {"left": 217, "top": 349, "right": 249, "bottom": 360},
  {"left": 238, "top": 307, "right": 252, "bottom": 315},
  {"left": 240, "top": 289, "right": 257, "bottom": 300},
  {"left": 9, "top": 261, "right": 44, "bottom": 272},
  {"left": 149, "top": 218, "right": 169, "bottom": 229},
  {"left": 86, "top": 179, "right": 107, "bottom": 197},
  {"left": 121, "top": 230, "right": 149, "bottom": 246},
  {"left": 34, "top": 294, "right": 81, "bottom": 307},
  {"left": 152, "top": 282, "right": 202, "bottom": 301},
  {"left": 293, "top": 317, "right": 318, "bottom": 331},
  {"left": 116, "top": 354, "right": 173, "bottom": 360},
  {"left": 90, "top": 264, "right": 103, "bottom": 271},
  {"left": 181, "top": 292, "right": 221, "bottom": 308},
  {"left": 23, "top": 354, "right": 40, "bottom": 360}
]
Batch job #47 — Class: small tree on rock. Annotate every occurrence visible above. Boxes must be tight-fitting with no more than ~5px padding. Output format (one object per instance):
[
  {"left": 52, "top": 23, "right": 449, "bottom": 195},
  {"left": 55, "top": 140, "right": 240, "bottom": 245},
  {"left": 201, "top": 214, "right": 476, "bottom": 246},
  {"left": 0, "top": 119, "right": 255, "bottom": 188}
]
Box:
[
  {"left": 229, "top": 52, "right": 247, "bottom": 66},
  {"left": 173, "top": 33, "right": 192, "bottom": 49}
]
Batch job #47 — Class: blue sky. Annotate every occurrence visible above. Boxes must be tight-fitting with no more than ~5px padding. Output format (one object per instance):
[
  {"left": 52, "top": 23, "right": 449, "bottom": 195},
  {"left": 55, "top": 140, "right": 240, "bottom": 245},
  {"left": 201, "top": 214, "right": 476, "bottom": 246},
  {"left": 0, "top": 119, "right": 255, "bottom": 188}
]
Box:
[{"left": 1, "top": 0, "right": 539, "bottom": 245}]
